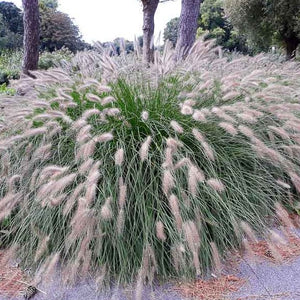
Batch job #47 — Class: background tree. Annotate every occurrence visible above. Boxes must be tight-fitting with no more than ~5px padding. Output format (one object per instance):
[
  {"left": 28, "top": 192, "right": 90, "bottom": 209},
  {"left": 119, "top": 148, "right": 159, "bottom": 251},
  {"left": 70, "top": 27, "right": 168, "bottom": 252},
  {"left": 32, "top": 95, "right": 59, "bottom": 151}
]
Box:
[
  {"left": 141, "top": 0, "right": 159, "bottom": 63},
  {"left": 0, "top": 2, "right": 23, "bottom": 51},
  {"left": 175, "top": 0, "right": 202, "bottom": 61},
  {"left": 39, "top": 0, "right": 58, "bottom": 9},
  {"left": 225, "top": 0, "right": 300, "bottom": 59},
  {"left": 197, "top": 0, "right": 248, "bottom": 53},
  {"left": 22, "top": 0, "right": 39, "bottom": 74},
  {"left": 163, "top": 17, "right": 179, "bottom": 47},
  {"left": 39, "top": 4, "right": 84, "bottom": 52}
]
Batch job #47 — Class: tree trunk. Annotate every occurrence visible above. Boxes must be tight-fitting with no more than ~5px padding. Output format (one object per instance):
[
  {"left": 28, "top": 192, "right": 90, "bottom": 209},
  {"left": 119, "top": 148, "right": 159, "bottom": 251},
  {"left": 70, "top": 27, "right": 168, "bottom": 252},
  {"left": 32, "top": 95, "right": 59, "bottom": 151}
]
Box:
[
  {"left": 142, "top": 0, "right": 159, "bottom": 64},
  {"left": 22, "top": 0, "right": 39, "bottom": 75},
  {"left": 285, "top": 36, "right": 299, "bottom": 60},
  {"left": 175, "top": 0, "right": 202, "bottom": 61}
]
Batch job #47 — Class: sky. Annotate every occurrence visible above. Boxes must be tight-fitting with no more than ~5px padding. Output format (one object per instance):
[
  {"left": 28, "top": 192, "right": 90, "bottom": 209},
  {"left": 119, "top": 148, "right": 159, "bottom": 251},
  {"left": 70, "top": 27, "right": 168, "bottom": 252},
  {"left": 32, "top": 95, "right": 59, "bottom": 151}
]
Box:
[{"left": 10, "top": 0, "right": 181, "bottom": 44}]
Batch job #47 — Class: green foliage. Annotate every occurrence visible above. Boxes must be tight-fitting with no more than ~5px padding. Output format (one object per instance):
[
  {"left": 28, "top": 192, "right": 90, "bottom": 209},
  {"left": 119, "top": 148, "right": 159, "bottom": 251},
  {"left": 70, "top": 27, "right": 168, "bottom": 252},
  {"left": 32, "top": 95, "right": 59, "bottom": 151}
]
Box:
[
  {"left": 0, "top": 50, "right": 22, "bottom": 84},
  {"left": 163, "top": 0, "right": 250, "bottom": 53},
  {"left": 163, "top": 17, "right": 179, "bottom": 48},
  {"left": 39, "top": 5, "right": 85, "bottom": 53},
  {"left": 38, "top": 47, "right": 74, "bottom": 69},
  {"left": 0, "top": 2, "right": 23, "bottom": 51},
  {"left": 39, "top": 0, "right": 58, "bottom": 9},
  {"left": 0, "top": 83, "right": 16, "bottom": 95},
  {"left": 198, "top": 0, "right": 249, "bottom": 53},
  {"left": 225, "top": 0, "right": 300, "bottom": 57}
]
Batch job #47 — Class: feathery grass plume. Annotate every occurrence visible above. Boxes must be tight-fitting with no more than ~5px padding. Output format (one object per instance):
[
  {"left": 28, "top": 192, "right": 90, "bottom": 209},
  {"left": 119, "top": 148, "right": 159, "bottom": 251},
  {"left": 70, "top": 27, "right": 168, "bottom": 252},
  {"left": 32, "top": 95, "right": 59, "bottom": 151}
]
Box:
[
  {"left": 183, "top": 221, "right": 201, "bottom": 275},
  {"left": 168, "top": 194, "right": 183, "bottom": 231},
  {"left": 183, "top": 99, "right": 196, "bottom": 107},
  {"left": 207, "top": 178, "right": 225, "bottom": 193},
  {"left": 268, "top": 229, "right": 287, "bottom": 245},
  {"left": 218, "top": 122, "right": 237, "bottom": 136},
  {"left": 8, "top": 175, "right": 21, "bottom": 193},
  {"left": 72, "top": 119, "right": 88, "bottom": 130},
  {"left": 162, "top": 147, "right": 173, "bottom": 169},
  {"left": 171, "top": 244, "right": 185, "bottom": 273},
  {"left": 188, "top": 165, "right": 205, "bottom": 196},
  {"left": 192, "top": 110, "right": 207, "bottom": 122},
  {"left": 118, "top": 183, "right": 127, "bottom": 209},
  {"left": 79, "top": 158, "right": 94, "bottom": 175},
  {"left": 135, "top": 268, "right": 144, "bottom": 300},
  {"left": 288, "top": 171, "right": 300, "bottom": 194},
  {"left": 139, "top": 136, "right": 152, "bottom": 162},
  {"left": 34, "top": 236, "right": 50, "bottom": 262},
  {"left": 0, "top": 244, "right": 18, "bottom": 266},
  {"left": 85, "top": 183, "right": 97, "bottom": 205},
  {"left": 141, "top": 111, "right": 149, "bottom": 121},
  {"left": 242, "top": 238, "right": 255, "bottom": 261},
  {"left": 166, "top": 137, "right": 183, "bottom": 150},
  {"left": 86, "top": 93, "right": 101, "bottom": 103},
  {"left": 170, "top": 120, "right": 184, "bottom": 134},
  {"left": 48, "top": 173, "right": 77, "bottom": 196},
  {"left": 63, "top": 183, "right": 85, "bottom": 216},
  {"left": 114, "top": 148, "right": 124, "bottom": 166},
  {"left": 181, "top": 104, "right": 193, "bottom": 115},
  {"left": 30, "top": 168, "right": 40, "bottom": 191},
  {"left": 236, "top": 113, "right": 257, "bottom": 123},
  {"left": 82, "top": 109, "right": 101, "bottom": 120},
  {"left": 22, "top": 127, "right": 48, "bottom": 138},
  {"left": 240, "top": 221, "right": 258, "bottom": 244},
  {"left": 43, "top": 253, "right": 60, "bottom": 282},
  {"left": 275, "top": 202, "right": 294, "bottom": 229},
  {"left": 162, "top": 169, "right": 175, "bottom": 196},
  {"left": 32, "top": 143, "right": 52, "bottom": 161},
  {"left": 95, "top": 132, "right": 114, "bottom": 143},
  {"left": 156, "top": 221, "right": 166, "bottom": 242},
  {"left": 117, "top": 209, "right": 125, "bottom": 236},
  {"left": 192, "top": 128, "right": 215, "bottom": 161},
  {"left": 276, "top": 180, "right": 291, "bottom": 189},
  {"left": 81, "top": 140, "right": 97, "bottom": 160},
  {"left": 101, "top": 96, "right": 115, "bottom": 106},
  {"left": 174, "top": 157, "right": 191, "bottom": 170},
  {"left": 50, "top": 193, "right": 67, "bottom": 207},
  {"left": 100, "top": 197, "right": 113, "bottom": 220},
  {"left": 76, "top": 125, "right": 92, "bottom": 144},
  {"left": 210, "top": 242, "right": 222, "bottom": 277},
  {"left": 106, "top": 108, "right": 120, "bottom": 117}
]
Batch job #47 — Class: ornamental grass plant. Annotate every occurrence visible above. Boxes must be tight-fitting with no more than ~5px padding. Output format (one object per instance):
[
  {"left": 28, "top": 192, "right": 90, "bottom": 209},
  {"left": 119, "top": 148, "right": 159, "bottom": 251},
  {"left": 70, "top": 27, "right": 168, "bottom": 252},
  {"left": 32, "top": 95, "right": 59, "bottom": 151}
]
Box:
[{"left": 0, "top": 39, "right": 300, "bottom": 287}]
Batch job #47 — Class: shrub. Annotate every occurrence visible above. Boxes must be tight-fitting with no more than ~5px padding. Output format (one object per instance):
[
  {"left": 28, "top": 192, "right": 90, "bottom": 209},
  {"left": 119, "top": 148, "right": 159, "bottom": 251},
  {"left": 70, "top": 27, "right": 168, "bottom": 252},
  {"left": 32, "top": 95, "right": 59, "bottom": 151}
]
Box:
[
  {"left": 0, "top": 41, "right": 300, "bottom": 286},
  {"left": 38, "top": 48, "right": 74, "bottom": 70}
]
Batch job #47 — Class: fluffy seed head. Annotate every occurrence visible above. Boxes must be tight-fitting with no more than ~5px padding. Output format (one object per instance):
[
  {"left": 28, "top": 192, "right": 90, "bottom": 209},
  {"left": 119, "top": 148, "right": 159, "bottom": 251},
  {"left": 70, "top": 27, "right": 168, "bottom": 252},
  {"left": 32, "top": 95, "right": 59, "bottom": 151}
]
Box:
[
  {"left": 207, "top": 178, "right": 225, "bottom": 193},
  {"left": 156, "top": 221, "right": 166, "bottom": 241},
  {"left": 162, "top": 169, "right": 175, "bottom": 196},
  {"left": 101, "top": 197, "right": 113, "bottom": 220},
  {"left": 141, "top": 111, "right": 149, "bottom": 121},
  {"left": 114, "top": 148, "right": 124, "bottom": 166},
  {"left": 170, "top": 120, "right": 184, "bottom": 134},
  {"left": 140, "top": 136, "right": 152, "bottom": 162}
]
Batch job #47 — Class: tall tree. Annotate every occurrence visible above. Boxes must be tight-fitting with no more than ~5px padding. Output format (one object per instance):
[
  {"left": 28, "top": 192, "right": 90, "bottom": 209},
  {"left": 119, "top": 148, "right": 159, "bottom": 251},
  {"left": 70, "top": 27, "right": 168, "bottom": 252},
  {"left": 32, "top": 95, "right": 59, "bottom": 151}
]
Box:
[
  {"left": 0, "top": 2, "right": 23, "bottom": 51},
  {"left": 141, "top": 0, "right": 159, "bottom": 63},
  {"left": 22, "top": 0, "right": 40, "bottom": 75},
  {"left": 175, "top": 0, "right": 202, "bottom": 61},
  {"left": 225, "top": 0, "right": 300, "bottom": 60},
  {"left": 163, "top": 17, "right": 179, "bottom": 48},
  {"left": 39, "top": 5, "right": 84, "bottom": 52}
]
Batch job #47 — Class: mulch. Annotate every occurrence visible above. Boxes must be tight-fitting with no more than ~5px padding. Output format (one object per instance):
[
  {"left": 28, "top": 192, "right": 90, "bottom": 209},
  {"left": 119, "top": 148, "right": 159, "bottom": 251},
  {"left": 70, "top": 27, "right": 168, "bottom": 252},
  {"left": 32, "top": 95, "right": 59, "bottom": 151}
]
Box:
[{"left": 0, "top": 251, "right": 28, "bottom": 298}]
